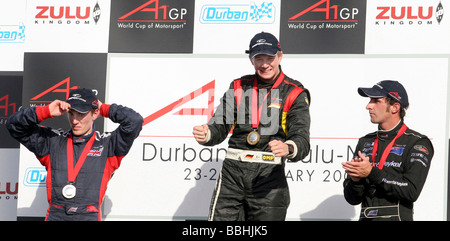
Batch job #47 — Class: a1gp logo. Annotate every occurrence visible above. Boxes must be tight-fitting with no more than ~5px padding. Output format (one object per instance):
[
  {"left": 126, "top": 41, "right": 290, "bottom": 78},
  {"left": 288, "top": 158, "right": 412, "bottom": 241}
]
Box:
[
  {"left": 0, "top": 94, "right": 18, "bottom": 117},
  {"left": 289, "top": 0, "right": 359, "bottom": 21},
  {"left": 119, "top": 0, "right": 187, "bottom": 21}
]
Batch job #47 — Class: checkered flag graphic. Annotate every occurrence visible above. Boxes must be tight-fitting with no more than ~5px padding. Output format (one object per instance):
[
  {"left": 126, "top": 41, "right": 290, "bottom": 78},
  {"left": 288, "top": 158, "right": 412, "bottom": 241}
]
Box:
[
  {"left": 18, "top": 22, "right": 25, "bottom": 40},
  {"left": 250, "top": 2, "right": 273, "bottom": 21}
]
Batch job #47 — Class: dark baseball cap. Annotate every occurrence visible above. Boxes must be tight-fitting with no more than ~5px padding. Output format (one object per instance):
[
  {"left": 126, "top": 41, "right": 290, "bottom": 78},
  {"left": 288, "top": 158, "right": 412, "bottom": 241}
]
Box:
[
  {"left": 66, "top": 88, "right": 98, "bottom": 113},
  {"left": 358, "top": 80, "right": 409, "bottom": 107},
  {"left": 245, "top": 32, "right": 281, "bottom": 59}
]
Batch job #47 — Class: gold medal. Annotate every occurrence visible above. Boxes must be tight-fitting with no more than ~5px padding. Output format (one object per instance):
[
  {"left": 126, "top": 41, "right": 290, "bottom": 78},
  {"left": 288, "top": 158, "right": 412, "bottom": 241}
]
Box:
[{"left": 247, "top": 130, "right": 260, "bottom": 145}]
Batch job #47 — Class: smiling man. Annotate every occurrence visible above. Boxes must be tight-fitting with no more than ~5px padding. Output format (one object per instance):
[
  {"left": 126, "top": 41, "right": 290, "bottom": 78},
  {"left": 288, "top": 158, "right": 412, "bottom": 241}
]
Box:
[
  {"left": 342, "top": 80, "right": 434, "bottom": 221},
  {"left": 7, "top": 88, "right": 143, "bottom": 221},
  {"left": 193, "top": 32, "right": 311, "bottom": 221}
]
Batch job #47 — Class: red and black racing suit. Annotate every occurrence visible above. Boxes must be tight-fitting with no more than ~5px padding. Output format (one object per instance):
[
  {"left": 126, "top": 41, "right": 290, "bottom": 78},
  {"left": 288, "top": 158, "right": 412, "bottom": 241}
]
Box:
[
  {"left": 201, "top": 68, "right": 311, "bottom": 220},
  {"left": 343, "top": 121, "right": 433, "bottom": 221},
  {"left": 7, "top": 103, "right": 143, "bottom": 221}
]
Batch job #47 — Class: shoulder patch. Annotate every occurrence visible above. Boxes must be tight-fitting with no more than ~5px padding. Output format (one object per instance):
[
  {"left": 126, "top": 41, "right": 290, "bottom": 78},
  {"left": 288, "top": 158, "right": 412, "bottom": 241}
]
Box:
[{"left": 413, "top": 145, "right": 429, "bottom": 155}]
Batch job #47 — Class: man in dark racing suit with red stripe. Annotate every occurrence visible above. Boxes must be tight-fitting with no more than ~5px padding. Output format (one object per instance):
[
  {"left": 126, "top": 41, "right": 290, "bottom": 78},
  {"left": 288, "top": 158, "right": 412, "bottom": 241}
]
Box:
[
  {"left": 342, "top": 80, "right": 433, "bottom": 221},
  {"left": 193, "top": 32, "right": 311, "bottom": 221},
  {"left": 7, "top": 88, "right": 143, "bottom": 221}
]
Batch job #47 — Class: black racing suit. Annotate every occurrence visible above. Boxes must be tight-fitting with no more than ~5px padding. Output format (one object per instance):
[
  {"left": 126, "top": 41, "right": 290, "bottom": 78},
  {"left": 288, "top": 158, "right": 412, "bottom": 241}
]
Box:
[
  {"left": 343, "top": 120, "right": 433, "bottom": 221},
  {"left": 201, "top": 68, "right": 311, "bottom": 221},
  {"left": 7, "top": 103, "right": 143, "bottom": 221}
]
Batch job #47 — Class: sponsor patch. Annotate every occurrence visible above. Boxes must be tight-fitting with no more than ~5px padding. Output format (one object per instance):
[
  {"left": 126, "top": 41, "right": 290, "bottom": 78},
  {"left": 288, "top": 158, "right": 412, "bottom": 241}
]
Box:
[
  {"left": 67, "top": 207, "right": 78, "bottom": 214},
  {"left": 390, "top": 146, "right": 405, "bottom": 156},
  {"left": 262, "top": 154, "right": 275, "bottom": 161},
  {"left": 410, "top": 158, "right": 428, "bottom": 167},
  {"left": 413, "top": 145, "right": 429, "bottom": 155},
  {"left": 88, "top": 146, "right": 104, "bottom": 157},
  {"left": 368, "top": 210, "right": 378, "bottom": 216},
  {"left": 244, "top": 154, "right": 254, "bottom": 159}
]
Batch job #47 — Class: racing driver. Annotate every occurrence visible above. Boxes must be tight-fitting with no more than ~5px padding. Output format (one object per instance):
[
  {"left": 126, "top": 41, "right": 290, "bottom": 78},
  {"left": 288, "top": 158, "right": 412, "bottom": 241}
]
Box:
[
  {"left": 342, "top": 80, "right": 433, "bottom": 221},
  {"left": 193, "top": 32, "right": 311, "bottom": 221},
  {"left": 7, "top": 88, "right": 143, "bottom": 221}
]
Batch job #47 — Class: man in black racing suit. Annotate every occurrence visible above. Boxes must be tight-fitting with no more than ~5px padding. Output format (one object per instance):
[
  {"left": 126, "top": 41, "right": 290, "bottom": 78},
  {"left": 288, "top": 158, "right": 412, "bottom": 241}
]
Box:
[
  {"left": 193, "top": 32, "right": 311, "bottom": 221},
  {"left": 7, "top": 88, "right": 143, "bottom": 221},
  {"left": 342, "top": 80, "right": 433, "bottom": 221}
]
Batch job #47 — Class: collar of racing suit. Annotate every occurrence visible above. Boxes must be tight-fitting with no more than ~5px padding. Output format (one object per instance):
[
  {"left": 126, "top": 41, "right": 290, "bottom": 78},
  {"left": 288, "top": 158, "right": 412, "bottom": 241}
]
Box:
[
  {"left": 71, "top": 124, "right": 96, "bottom": 144},
  {"left": 376, "top": 120, "right": 404, "bottom": 141},
  {"left": 256, "top": 65, "right": 283, "bottom": 88}
]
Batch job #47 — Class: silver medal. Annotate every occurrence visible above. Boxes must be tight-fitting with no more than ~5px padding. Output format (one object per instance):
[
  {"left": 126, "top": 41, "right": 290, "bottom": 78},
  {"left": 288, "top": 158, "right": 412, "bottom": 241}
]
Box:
[{"left": 62, "top": 184, "right": 76, "bottom": 199}]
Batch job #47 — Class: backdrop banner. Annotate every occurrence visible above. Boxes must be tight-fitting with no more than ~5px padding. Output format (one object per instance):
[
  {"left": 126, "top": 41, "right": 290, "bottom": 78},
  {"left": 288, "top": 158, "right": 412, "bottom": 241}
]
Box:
[
  {"left": 2, "top": 0, "right": 450, "bottom": 221},
  {"left": 99, "top": 55, "right": 448, "bottom": 220}
]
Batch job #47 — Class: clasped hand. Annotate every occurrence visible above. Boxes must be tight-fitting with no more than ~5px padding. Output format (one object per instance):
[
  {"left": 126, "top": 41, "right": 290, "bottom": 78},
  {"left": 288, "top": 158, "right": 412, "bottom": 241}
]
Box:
[{"left": 341, "top": 151, "right": 373, "bottom": 182}]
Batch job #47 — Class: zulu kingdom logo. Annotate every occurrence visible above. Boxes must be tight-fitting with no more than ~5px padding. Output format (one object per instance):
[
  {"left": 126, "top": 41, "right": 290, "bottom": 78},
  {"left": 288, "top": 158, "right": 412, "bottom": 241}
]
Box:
[
  {"left": 0, "top": 182, "right": 18, "bottom": 199},
  {"left": 34, "top": 1, "right": 101, "bottom": 25},
  {"left": 375, "top": 1, "right": 444, "bottom": 25}
]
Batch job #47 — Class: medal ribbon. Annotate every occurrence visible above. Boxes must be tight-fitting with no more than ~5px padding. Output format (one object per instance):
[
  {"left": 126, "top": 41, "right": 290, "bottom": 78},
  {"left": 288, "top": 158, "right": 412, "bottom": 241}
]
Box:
[
  {"left": 66, "top": 133, "right": 96, "bottom": 183},
  {"left": 371, "top": 124, "right": 407, "bottom": 170},
  {"left": 251, "top": 72, "right": 285, "bottom": 129}
]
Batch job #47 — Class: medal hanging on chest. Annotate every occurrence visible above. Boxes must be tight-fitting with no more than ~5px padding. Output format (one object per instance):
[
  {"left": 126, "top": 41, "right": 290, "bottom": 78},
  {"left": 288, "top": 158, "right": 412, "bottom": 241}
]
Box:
[
  {"left": 247, "top": 74, "right": 284, "bottom": 145},
  {"left": 63, "top": 133, "right": 96, "bottom": 199},
  {"left": 62, "top": 183, "right": 76, "bottom": 199},
  {"left": 247, "top": 130, "right": 260, "bottom": 145}
]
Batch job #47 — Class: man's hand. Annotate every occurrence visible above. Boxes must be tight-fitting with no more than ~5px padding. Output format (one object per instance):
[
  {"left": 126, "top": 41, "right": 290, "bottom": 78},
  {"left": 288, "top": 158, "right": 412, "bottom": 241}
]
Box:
[
  {"left": 48, "top": 99, "right": 70, "bottom": 117},
  {"left": 193, "top": 124, "right": 209, "bottom": 143},
  {"left": 97, "top": 100, "right": 103, "bottom": 110},
  {"left": 342, "top": 151, "right": 373, "bottom": 182},
  {"left": 268, "top": 139, "right": 289, "bottom": 157}
]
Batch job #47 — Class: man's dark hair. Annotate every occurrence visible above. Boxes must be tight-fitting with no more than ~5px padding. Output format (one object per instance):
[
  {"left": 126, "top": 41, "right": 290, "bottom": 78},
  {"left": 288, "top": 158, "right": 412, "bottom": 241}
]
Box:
[{"left": 386, "top": 96, "right": 408, "bottom": 119}]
